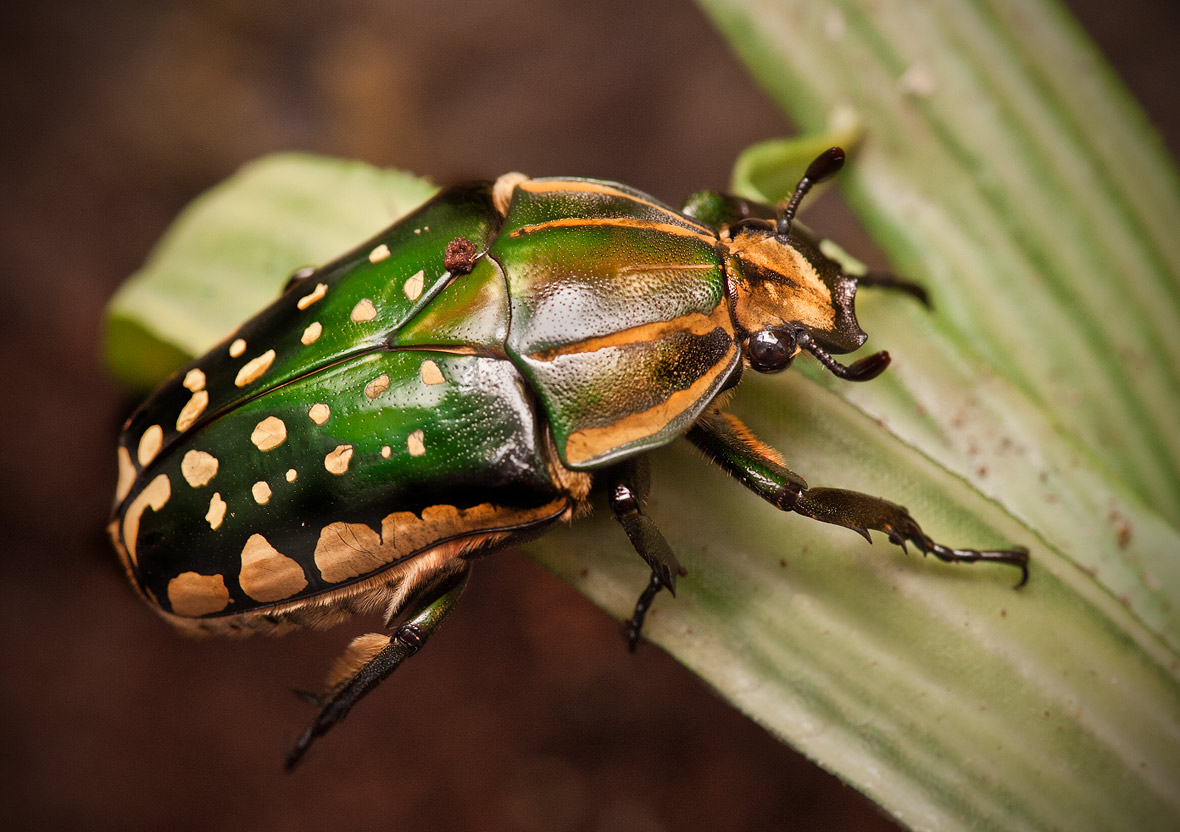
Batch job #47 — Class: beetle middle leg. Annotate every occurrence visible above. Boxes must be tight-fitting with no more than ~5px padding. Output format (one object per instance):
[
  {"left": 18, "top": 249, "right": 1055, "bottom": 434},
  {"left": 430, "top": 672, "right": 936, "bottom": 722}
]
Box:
[
  {"left": 687, "top": 408, "right": 1029, "bottom": 585},
  {"left": 285, "top": 566, "right": 470, "bottom": 771},
  {"left": 607, "top": 457, "right": 683, "bottom": 651}
]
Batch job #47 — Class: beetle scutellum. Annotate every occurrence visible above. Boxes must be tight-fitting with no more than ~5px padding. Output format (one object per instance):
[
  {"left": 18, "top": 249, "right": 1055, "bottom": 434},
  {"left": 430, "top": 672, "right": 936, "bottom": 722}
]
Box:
[{"left": 110, "top": 148, "right": 1028, "bottom": 768}]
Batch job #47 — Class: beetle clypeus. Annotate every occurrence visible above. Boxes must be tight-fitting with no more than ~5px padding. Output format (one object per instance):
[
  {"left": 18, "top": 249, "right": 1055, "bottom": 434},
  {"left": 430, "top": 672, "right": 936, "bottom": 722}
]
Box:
[{"left": 110, "top": 148, "right": 1028, "bottom": 769}]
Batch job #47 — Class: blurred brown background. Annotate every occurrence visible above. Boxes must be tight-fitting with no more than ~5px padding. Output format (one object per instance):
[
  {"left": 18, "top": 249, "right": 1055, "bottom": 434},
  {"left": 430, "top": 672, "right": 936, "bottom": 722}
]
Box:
[{"left": 1, "top": 2, "right": 1176, "bottom": 830}]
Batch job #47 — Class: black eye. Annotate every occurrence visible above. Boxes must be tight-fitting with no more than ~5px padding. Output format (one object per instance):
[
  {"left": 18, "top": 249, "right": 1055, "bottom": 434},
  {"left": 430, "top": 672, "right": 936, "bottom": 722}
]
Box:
[{"left": 746, "top": 328, "right": 797, "bottom": 374}]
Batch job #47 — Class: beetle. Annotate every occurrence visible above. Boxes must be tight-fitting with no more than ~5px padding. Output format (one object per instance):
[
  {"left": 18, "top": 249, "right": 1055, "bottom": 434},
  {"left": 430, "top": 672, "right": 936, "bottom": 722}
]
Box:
[{"left": 109, "top": 148, "right": 1028, "bottom": 769}]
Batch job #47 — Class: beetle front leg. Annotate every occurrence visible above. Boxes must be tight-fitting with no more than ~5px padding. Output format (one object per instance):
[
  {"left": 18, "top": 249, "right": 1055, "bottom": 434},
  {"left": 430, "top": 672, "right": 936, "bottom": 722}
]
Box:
[
  {"left": 607, "top": 458, "right": 683, "bottom": 652},
  {"left": 855, "top": 271, "right": 930, "bottom": 306},
  {"left": 687, "top": 408, "right": 1029, "bottom": 585},
  {"left": 285, "top": 567, "right": 470, "bottom": 771}
]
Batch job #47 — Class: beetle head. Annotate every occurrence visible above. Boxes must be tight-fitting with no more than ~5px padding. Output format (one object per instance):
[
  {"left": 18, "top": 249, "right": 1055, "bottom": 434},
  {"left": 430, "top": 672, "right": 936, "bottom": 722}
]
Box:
[{"left": 724, "top": 148, "right": 889, "bottom": 382}]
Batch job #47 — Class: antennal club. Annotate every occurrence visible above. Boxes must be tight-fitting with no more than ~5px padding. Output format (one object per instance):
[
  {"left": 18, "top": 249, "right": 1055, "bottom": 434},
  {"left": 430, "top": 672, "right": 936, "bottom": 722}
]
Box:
[
  {"left": 776, "top": 147, "right": 846, "bottom": 240},
  {"left": 796, "top": 330, "right": 890, "bottom": 382}
]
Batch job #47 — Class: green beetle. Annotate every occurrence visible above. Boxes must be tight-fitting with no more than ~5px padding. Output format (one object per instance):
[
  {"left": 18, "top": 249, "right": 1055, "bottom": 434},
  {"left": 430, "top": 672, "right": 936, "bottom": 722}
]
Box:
[{"left": 110, "top": 148, "right": 1028, "bottom": 768}]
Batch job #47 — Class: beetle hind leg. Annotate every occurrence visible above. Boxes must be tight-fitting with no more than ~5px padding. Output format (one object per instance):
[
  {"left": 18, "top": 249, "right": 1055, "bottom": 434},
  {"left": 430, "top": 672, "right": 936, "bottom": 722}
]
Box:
[
  {"left": 608, "top": 458, "right": 683, "bottom": 652},
  {"left": 688, "top": 408, "right": 1028, "bottom": 585},
  {"left": 285, "top": 567, "right": 470, "bottom": 771}
]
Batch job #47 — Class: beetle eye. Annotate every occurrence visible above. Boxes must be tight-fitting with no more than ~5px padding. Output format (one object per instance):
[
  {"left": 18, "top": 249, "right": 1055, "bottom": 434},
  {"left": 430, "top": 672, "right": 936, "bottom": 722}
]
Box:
[{"left": 746, "top": 328, "right": 797, "bottom": 374}]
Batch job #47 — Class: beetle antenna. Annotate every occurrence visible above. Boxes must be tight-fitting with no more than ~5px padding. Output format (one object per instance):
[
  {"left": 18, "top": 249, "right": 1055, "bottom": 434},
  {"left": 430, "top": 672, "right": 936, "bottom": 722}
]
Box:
[
  {"left": 796, "top": 330, "right": 890, "bottom": 382},
  {"left": 777, "top": 147, "right": 846, "bottom": 240}
]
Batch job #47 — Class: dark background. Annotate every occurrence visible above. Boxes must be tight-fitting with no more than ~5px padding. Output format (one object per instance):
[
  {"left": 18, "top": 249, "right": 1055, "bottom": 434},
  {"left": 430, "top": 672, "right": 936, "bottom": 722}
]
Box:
[{"left": 2, "top": 2, "right": 1177, "bottom": 830}]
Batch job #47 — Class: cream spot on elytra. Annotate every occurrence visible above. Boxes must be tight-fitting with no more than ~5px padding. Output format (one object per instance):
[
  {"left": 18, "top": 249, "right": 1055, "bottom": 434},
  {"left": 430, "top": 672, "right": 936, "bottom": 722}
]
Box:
[
  {"left": 381, "top": 445, "right": 391, "bottom": 458},
  {"left": 407, "top": 429, "right": 426, "bottom": 457},
  {"left": 309, "top": 403, "right": 330, "bottom": 425},
  {"left": 252, "top": 480, "right": 272, "bottom": 505},
  {"left": 182, "top": 368, "right": 206, "bottom": 392},
  {"left": 365, "top": 374, "right": 390, "bottom": 399},
  {"left": 301, "top": 321, "right": 322, "bottom": 344},
  {"left": 239, "top": 534, "right": 307, "bottom": 602},
  {"left": 369, "top": 244, "right": 391, "bottom": 263},
  {"left": 286, "top": 468, "right": 297, "bottom": 482},
  {"left": 137, "top": 424, "right": 163, "bottom": 466},
  {"left": 235, "top": 349, "right": 276, "bottom": 387},
  {"left": 297, "top": 282, "right": 328, "bottom": 310},
  {"left": 122, "top": 474, "right": 171, "bottom": 565},
  {"left": 176, "top": 390, "right": 208, "bottom": 432},
  {"left": 351, "top": 298, "right": 377, "bottom": 322},
  {"left": 403, "top": 270, "right": 425, "bottom": 300},
  {"left": 250, "top": 416, "right": 287, "bottom": 451},
  {"left": 325, "top": 444, "right": 353, "bottom": 475},
  {"left": 229, "top": 338, "right": 247, "bottom": 358},
  {"left": 167, "top": 572, "right": 229, "bottom": 617},
  {"left": 313, "top": 521, "right": 382, "bottom": 583},
  {"left": 419, "top": 359, "right": 445, "bottom": 385},
  {"left": 181, "top": 449, "right": 219, "bottom": 487},
  {"left": 206, "top": 492, "right": 227, "bottom": 530}
]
